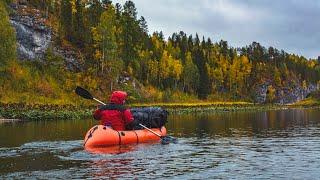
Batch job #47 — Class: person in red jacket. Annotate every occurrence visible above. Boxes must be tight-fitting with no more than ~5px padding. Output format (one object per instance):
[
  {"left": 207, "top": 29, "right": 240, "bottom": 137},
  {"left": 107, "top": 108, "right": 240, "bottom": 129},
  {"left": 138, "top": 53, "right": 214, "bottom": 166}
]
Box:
[{"left": 93, "top": 91, "right": 136, "bottom": 131}]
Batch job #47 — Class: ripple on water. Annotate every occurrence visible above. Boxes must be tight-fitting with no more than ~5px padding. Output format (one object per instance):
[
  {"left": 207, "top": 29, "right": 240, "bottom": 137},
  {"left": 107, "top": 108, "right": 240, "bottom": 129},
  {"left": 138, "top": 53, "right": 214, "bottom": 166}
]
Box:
[{"left": 0, "top": 148, "right": 21, "bottom": 158}]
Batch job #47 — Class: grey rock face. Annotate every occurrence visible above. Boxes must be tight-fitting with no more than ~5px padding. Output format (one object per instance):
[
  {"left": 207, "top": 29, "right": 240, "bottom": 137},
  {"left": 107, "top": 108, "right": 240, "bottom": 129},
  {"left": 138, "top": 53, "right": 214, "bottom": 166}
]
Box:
[
  {"left": 10, "top": 8, "right": 51, "bottom": 60},
  {"left": 252, "top": 82, "right": 271, "bottom": 104},
  {"left": 253, "top": 82, "right": 318, "bottom": 104},
  {"left": 276, "top": 84, "right": 318, "bottom": 104},
  {"left": 9, "top": 4, "right": 83, "bottom": 71},
  {"left": 52, "top": 47, "right": 84, "bottom": 72}
]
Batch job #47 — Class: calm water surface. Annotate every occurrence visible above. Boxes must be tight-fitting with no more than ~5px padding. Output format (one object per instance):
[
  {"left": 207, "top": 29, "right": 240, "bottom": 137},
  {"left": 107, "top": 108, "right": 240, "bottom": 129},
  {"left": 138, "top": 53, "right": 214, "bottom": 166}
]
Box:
[{"left": 1, "top": 108, "right": 320, "bottom": 179}]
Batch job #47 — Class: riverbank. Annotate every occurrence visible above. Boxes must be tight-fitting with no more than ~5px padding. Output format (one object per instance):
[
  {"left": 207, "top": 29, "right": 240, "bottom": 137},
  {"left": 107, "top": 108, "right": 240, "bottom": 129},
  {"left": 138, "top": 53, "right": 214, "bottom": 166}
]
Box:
[
  {"left": 0, "top": 103, "right": 92, "bottom": 121},
  {"left": 289, "top": 97, "right": 320, "bottom": 107},
  {"left": 1, "top": 101, "right": 318, "bottom": 121},
  {"left": 132, "top": 102, "right": 287, "bottom": 114}
]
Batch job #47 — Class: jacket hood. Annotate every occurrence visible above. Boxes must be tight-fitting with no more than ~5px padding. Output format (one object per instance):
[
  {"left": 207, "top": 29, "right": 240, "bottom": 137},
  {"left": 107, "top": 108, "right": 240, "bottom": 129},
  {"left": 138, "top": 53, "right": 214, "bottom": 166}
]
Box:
[{"left": 110, "top": 91, "right": 127, "bottom": 104}]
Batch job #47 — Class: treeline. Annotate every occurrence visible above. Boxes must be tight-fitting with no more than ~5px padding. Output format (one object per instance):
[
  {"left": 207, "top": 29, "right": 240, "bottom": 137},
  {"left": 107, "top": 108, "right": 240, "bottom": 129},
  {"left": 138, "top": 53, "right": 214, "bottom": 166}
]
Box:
[{"left": 1, "top": 0, "right": 320, "bottom": 104}]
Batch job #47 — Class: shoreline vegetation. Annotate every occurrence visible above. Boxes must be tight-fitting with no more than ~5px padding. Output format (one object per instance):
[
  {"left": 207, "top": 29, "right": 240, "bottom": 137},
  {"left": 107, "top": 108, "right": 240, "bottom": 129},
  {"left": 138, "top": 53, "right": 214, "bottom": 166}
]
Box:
[{"left": 1, "top": 100, "right": 319, "bottom": 121}]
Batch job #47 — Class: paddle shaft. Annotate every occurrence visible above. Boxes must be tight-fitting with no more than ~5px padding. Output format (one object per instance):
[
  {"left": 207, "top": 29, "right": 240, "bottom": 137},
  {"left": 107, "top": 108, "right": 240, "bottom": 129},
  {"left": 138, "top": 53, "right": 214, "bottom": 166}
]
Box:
[
  {"left": 93, "top": 98, "right": 106, "bottom": 105},
  {"left": 139, "top": 123, "right": 162, "bottom": 137}
]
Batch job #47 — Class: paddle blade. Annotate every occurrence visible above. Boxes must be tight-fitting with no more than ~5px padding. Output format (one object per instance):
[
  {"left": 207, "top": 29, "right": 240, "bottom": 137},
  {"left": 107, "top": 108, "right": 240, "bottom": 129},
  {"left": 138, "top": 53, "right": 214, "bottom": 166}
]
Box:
[
  {"left": 161, "top": 136, "right": 177, "bottom": 145},
  {"left": 75, "top": 86, "right": 93, "bottom": 100}
]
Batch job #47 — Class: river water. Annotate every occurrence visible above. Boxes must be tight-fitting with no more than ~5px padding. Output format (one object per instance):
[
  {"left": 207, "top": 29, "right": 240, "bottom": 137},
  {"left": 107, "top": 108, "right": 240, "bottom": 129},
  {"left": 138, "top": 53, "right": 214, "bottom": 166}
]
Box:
[{"left": 1, "top": 108, "right": 320, "bottom": 179}]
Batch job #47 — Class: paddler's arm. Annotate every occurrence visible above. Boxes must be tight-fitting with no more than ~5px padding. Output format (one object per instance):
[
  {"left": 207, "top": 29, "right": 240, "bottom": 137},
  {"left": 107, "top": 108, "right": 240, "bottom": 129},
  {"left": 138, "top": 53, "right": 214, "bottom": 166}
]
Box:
[
  {"left": 124, "top": 109, "right": 136, "bottom": 130},
  {"left": 93, "top": 106, "right": 103, "bottom": 120}
]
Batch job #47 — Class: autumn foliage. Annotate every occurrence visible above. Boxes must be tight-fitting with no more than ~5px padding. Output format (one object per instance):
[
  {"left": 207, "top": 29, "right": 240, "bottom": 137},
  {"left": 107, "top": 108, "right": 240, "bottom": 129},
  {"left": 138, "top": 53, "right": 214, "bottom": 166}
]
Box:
[{"left": 0, "top": 1, "right": 319, "bottom": 105}]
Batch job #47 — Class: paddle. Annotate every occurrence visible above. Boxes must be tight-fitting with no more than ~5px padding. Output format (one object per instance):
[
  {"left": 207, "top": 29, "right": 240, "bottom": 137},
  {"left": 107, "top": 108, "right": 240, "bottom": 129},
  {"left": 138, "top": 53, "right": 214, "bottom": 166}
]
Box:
[
  {"left": 75, "top": 86, "right": 177, "bottom": 144},
  {"left": 75, "top": 86, "right": 106, "bottom": 105},
  {"left": 139, "top": 123, "right": 177, "bottom": 145}
]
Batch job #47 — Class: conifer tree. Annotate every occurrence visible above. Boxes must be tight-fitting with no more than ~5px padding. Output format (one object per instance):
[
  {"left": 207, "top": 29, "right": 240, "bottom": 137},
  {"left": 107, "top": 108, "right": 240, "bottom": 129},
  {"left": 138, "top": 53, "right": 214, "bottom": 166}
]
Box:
[
  {"left": 73, "top": 0, "right": 85, "bottom": 48},
  {"left": 60, "top": 0, "right": 73, "bottom": 42},
  {"left": 0, "top": 2, "right": 16, "bottom": 68}
]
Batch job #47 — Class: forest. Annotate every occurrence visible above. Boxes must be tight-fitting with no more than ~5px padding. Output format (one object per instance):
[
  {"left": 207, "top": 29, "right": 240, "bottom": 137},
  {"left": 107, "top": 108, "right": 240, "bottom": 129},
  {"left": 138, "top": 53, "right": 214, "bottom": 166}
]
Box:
[{"left": 0, "top": 0, "right": 319, "bottom": 105}]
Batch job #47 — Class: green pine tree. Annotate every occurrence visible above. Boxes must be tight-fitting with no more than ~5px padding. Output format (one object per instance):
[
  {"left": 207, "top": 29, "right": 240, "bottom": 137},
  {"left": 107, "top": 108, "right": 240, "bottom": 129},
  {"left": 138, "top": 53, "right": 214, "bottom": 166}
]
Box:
[{"left": 0, "top": 1, "right": 16, "bottom": 68}]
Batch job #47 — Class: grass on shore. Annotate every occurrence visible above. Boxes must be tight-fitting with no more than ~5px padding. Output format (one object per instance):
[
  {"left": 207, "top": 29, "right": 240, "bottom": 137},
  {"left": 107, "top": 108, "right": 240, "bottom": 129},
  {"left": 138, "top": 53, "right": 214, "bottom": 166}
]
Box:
[
  {"left": 290, "top": 98, "right": 320, "bottom": 107},
  {"left": 130, "top": 101, "right": 254, "bottom": 108},
  {"left": 290, "top": 91, "right": 320, "bottom": 107},
  {"left": 0, "top": 101, "right": 283, "bottom": 121},
  {"left": 2, "top": 98, "right": 320, "bottom": 121}
]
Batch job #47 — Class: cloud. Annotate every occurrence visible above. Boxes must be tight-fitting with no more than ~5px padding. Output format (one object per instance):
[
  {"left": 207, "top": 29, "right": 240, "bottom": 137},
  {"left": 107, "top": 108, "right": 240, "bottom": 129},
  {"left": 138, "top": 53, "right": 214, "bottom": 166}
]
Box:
[
  {"left": 114, "top": 0, "right": 320, "bottom": 59},
  {"left": 203, "top": 0, "right": 263, "bottom": 22}
]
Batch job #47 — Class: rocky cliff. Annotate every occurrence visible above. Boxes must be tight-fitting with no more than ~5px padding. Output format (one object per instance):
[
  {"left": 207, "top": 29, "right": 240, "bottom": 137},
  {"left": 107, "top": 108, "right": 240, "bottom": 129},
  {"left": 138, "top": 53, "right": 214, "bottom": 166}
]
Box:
[
  {"left": 253, "top": 81, "right": 318, "bottom": 104},
  {"left": 9, "top": 3, "right": 51, "bottom": 60},
  {"left": 9, "top": 3, "right": 82, "bottom": 71}
]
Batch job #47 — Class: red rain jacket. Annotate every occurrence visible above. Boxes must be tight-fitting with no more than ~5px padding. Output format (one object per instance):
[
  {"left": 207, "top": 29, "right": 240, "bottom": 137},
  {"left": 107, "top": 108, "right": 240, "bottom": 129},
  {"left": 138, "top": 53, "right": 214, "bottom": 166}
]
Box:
[{"left": 93, "top": 91, "right": 134, "bottom": 131}]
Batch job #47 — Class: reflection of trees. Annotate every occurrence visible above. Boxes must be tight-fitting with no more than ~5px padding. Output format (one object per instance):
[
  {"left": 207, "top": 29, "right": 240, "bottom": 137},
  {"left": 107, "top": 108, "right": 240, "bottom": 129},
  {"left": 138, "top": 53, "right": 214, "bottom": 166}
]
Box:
[
  {"left": 169, "top": 112, "right": 256, "bottom": 137},
  {"left": 0, "top": 119, "right": 96, "bottom": 147},
  {"left": 251, "top": 111, "right": 269, "bottom": 132},
  {"left": 168, "top": 109, "right": 318, "bottom": 138},
  {"left": 267, "top": 111, "right": 278, "bottom": 129}
]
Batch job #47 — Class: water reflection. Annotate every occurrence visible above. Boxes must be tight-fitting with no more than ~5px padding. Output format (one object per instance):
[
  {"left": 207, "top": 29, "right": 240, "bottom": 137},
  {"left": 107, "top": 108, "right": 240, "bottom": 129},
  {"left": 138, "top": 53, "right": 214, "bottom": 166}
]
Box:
[
  {"left": 1, "top": 108, "right": 320, "bottom": 179},
  {"left": 85, "top": 145, "right": 137, "bottom": 155},
  {"left": 89, "top": 158, "right": 137, "bottom": 179},
  {"left": 169, "top": 109, "right": 320, "bottom": 138},
  {"left": 0, "top": 119, "right": 95, "bottom": 147}
]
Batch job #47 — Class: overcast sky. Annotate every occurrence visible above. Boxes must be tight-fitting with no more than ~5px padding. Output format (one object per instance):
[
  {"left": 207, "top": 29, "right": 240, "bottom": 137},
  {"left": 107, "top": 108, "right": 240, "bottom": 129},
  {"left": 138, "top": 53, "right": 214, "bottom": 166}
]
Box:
[{"left": 114, "top": 0, "right": 319, "bottom": 59}]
